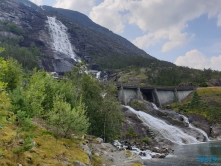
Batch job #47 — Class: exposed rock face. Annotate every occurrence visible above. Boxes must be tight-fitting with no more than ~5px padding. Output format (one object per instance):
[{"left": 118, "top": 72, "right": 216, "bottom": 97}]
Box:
[
  {"left": 186, "top": 114, "right": 210, "bottom": 135},
  {"left": 209, "top": 79, "right": 221, "bottom": 86},
  {"left": 211, "top": 125, "right": 221, "bottom": 139},
  {"left": 0, "top": 0, "right": 154, "bottom": 73},
  {"left": 178, "top": 82, "right": 196, "bottom": 89}
]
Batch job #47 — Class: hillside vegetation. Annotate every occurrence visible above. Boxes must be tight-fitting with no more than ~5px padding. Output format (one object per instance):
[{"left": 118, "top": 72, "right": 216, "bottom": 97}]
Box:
[
  {"left": 172, "top": 87, "right": 221, "bottom": 124},
  {"left": 0, "top": 53, "right": 121, "bottom": 165}
]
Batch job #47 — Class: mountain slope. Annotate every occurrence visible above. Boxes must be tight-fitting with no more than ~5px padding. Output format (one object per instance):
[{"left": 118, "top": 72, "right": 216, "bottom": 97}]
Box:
[{"left": 0, "top": 0, "right": 154, "bottom": 73}]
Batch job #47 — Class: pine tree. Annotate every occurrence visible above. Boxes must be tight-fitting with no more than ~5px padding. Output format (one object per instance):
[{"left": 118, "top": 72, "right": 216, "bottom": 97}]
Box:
[{"left": 190, "top": 91, "right": 200, "bottom": 108}]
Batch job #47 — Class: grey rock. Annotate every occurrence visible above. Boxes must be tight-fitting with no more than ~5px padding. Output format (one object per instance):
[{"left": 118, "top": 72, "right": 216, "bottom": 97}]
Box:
[
  {"left": 73, "top": 161, "right": 87, "bottom": 166},
  {"left": 96, "top": 137, "right": 103, "bottom": 144}
]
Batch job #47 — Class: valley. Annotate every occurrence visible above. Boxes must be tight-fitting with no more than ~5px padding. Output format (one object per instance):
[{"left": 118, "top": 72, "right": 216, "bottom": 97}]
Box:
[{"left": 0, "top": 0, "right": 221, "bottom": 165}]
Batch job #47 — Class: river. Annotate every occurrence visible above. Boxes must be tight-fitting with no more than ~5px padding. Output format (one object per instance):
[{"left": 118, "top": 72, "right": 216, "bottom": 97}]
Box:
[{"left": 144, "top": 141, "right": 221, "bottom": 166}]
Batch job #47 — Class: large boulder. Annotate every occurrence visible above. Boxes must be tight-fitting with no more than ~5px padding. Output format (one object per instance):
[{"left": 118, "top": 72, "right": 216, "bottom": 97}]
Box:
[{"left": 209, "top": 79, "right": 221, "bottom": 86}]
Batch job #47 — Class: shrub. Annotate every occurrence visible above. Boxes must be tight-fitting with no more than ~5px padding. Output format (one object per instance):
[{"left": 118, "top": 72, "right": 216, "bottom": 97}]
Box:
[{"left": 141, "top": 137, "right": 150, "bottom": 144}]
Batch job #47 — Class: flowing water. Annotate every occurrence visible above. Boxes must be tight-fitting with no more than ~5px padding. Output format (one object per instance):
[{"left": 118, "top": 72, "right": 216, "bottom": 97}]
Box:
[
  {"left": 144, "top": 141, "right": 221, "bottom": 166},
  {"left": 125, "top": 106, "right": 200, "bottom": 145},
  {"left": 47, "top": 16, "right": 80, "bottom": 62}
]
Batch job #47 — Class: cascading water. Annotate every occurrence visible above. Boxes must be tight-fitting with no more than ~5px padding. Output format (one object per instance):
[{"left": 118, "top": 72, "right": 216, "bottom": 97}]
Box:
[
  {"left": 124, "top": 105, "right": 200, "bottom": 145},
  {"left": 181, "top": 115, "right": 210, "bottom": 141},
  {"left": 47, "top": 16, "right": 80, "bottom": 62},
  {"left": 151, "top": 103, "right": 159, "bottom": 110}
]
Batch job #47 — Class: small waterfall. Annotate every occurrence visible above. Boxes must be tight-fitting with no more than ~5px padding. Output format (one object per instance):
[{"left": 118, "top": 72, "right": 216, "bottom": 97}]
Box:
[
  {"left": 124, "top": 106, "right": 200, "bottom": 145},
  {"left": 181, "top": 115, "right": 210, "bottom": 141},
  {"left": 47, "top": 16, "right": 80, "bottom": 62},
  {"left": 151, "top": 103, "right": 159, "bottom": 110}
]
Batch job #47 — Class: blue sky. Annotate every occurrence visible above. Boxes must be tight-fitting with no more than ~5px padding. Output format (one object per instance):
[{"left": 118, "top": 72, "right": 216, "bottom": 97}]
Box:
[{"left": 31, "top": 0, "right": 221, "bottom": 71}]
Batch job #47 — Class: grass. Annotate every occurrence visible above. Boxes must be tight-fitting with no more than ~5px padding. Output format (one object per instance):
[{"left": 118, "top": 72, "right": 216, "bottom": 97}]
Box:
[
  {"left": 0, "top": 111, "right": 91, "bottom": 165},
  {"left": 132, "top": 163, "right": 143, "bottom": 166}
]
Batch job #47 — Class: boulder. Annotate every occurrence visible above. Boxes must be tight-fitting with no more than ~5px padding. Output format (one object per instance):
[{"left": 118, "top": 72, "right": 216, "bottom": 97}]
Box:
[
  {"left": 95, "top": 137, "right": 103, "bottom": 144},
  {"left": 209, "top": 79, "right": 221, "bottom": 86}
]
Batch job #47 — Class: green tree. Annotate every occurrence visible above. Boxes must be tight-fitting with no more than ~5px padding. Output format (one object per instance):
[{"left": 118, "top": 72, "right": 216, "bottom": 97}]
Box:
[
  {"left": 67, "top": 64, "right": 122, "bottom": 141},
  {"left": 190, "top": 91, "right": 200, "bottom": 108},
  {"left": 0, "top": 47, "right": 5, "bottom": 53},
  {"left": 47, "top": 95, "right": 89, "bottom": 137}
]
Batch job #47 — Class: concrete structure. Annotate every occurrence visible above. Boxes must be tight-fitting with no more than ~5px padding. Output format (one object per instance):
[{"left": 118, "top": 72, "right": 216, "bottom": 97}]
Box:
[{"left": 117, "top": 85, "right": 194, "bottom": 107}]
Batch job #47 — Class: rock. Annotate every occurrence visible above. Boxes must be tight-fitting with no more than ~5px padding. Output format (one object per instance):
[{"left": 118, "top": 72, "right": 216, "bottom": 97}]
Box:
[
  {"left": 73, "top": 161, "right": 87, "bottom": 166},
  {"left": 209, "top": 79, "right": 221, "bottom": 86},
  {"left": 94, "top": 152, "right": 100, "bottom": 156},
  {"left": 211, "top": 125, "right": 221, "bottom": 139},
  {"left": 178, "top": 82, "right": 196, "bottom": 88},
  {"left": 80, "top": 143, "right": 92, "bottom": 164},
  {"left": 96, "top": 137, "right": 103, "bottom": 144},
  {"left": 152, "top": 153, "right": 166, "bottom": 158}
]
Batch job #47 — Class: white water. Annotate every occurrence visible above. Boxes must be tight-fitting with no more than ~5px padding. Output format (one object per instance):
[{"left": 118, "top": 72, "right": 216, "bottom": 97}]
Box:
[
  {"left": 181, "top": 115, "right": 210, "bottom": 141},
  {"left": 151, "top": 103, "right": 159, "bottom": 110},
  {"left": 124, "top": 106, "right": 200, "bottom": 145},
  {"left": 47, "top": 16, "right": 80, "bottom": 62},
  {"left": 114, "top": 140, "right": 155, "bottom": 159}
]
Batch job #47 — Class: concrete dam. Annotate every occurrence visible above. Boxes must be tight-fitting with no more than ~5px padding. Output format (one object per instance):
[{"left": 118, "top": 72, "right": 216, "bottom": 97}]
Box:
[{"left": 117, "top": 85, "right": 194, "bottom": 108}]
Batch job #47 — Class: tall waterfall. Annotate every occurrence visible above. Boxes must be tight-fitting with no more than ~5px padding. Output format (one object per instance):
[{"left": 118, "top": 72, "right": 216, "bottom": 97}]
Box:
[
  {"left": 47, "top": 16, "right": 80, "bottom": 62},
  {"left": 124, "top": 106, "right": 200, "bottom": 145}
]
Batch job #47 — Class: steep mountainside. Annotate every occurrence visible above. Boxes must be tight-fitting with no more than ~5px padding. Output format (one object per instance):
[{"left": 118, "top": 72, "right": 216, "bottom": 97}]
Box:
[
  {"left": 0, "top": 0, "right": 153, "bottom": 73},
  {"left": 1, "top": 0, "right": 221, "bottom": 87}
]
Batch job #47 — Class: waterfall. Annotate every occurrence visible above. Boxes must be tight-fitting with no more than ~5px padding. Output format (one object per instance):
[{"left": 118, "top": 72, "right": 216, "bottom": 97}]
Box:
[
  {"left": 151, "top": 103, "right": 159, "bottom": 110},
  {"left": 47, "top": 16, "right": 80, "bottom": 62},
  {"left": 124, "top": 106, "right": 200, "bottom": 145},
  {"left": 181, "top": 115, "right": 210, "bottom": 141}
]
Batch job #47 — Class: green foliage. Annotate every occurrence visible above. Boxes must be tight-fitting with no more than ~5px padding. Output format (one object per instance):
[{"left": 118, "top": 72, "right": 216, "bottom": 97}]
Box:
[
  {"left": 173, "top": 93, "right": 179, "bottom": 103},
  {"left": 0, "top": 21, "right": 25, "bottom": 35},
  {"left": 128, "top": 100, "right": 146, "bottom": 111},
  {"left": 16, "top": 110, "right": 36, "bottom": 131},
  {"left": 0, "top": 43, "right": 39, "bottom": 70},
  {"left": 67, "top": 63, "right": 122, "bottom": 141},
  {"left": 190, "top": 91, "right": 200, "bottom": 108},
  {"left": 0, "top": 58, "right": 22, "bottom": 91},
  {"left": 176, "top": 87, "right": 221, "bottom": 124},
  {"left": 0, "top": 47, "right": 5, "bottom": 53},
  {"left": 141, "top": 137, "right": 150, "bottom": 144},
  {"left": 47, "top": 95, "right": 89, "bottom": 137},
  {"left": 125, "top": 126, "right": 137, "bottom": 137},
  {"left": 199, "top": 82, "right": 208, "bottom": 87}
]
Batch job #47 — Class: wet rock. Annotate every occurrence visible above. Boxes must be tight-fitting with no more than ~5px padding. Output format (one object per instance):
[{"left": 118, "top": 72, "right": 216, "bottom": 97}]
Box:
[
  {"left": 151, "top": 153, "right": 166, "bottom": 158},
  {"left": 211, "top": 125, "right": 221, "bottom": 139}
]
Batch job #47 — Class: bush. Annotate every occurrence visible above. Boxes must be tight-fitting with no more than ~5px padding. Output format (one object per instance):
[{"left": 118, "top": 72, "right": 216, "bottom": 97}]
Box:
[
  {"left": 128, "top": 100, "right": 146, "bottom": 111},
  {"left": 141, "top": 137, "right": 150, "bottom": 144}
]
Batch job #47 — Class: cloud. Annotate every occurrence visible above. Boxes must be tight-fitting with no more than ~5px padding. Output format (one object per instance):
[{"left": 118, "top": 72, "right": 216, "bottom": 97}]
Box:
[
  {"left": 129, "top": 0, "right": 221, "bottom": 51},
  {"left": 52, "top": 0, "right": 221, "bottom": 51},
  {"left": 217, "top": 12, "right": 221, "bottom": 26},
  {"left": 30, "top": 0, "right": 42, "bottom": 6},
  {"left": 175, "top": 49, "right": 221, "bottom": 71},
  {"left": 89, "top": 0, "right": 127, "bottom": 33},
  {"left": 53, "top": 0, "right": 96, "bottom": 15}
]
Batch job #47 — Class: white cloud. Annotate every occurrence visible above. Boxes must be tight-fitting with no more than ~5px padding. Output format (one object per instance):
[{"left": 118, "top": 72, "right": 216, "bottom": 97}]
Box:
[
  {"left": 53, "top": 0, "right": 96, "bottom": 15},
  {"left": 30, "top": 0, "right": 42, "bottom": 6},
  {"left": 52, "top": 0, "right": 221, "bottom": 51},
  {"left": 129, "top": 0, "right": 221, "bottom": 51},
  {"left": 89, "top": 0, "right": 127, "bottom": 33},
  {"left": 175, "top": 49, "right": 221, "bottom": 71}
]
